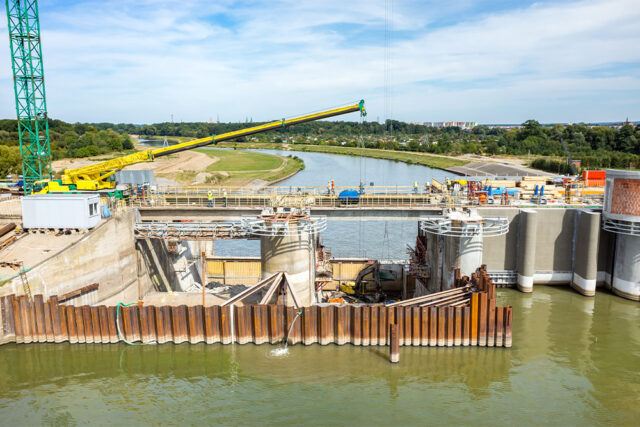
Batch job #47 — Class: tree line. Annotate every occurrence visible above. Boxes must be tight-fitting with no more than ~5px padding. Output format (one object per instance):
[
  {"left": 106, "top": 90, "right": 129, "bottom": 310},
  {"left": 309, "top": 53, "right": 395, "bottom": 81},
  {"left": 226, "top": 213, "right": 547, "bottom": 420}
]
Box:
[{"left": 0, "top": 119, "right": 133, "bottom": 177}]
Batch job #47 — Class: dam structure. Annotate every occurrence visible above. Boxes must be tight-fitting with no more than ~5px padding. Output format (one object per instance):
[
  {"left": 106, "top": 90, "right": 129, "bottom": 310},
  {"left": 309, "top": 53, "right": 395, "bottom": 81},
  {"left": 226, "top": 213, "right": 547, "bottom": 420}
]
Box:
[{"left": 0, "top": 169, "right": 638, "bottom": 349}]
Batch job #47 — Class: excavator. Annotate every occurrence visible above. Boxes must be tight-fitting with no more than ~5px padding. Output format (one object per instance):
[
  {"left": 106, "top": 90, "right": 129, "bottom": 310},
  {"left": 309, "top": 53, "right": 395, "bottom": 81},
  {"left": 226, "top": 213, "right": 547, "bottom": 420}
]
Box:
[{"left": 34, "top": 100, "right": 366, "bottom": 194}]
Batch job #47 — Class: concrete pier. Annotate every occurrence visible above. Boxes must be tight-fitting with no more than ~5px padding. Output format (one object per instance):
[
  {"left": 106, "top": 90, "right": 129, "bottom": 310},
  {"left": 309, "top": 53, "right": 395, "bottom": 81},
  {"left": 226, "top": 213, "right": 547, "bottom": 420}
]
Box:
[
  {"left": 516, "top": 209, "right": 537, "bottom": 293},
  {"left": 260, "top": 225, "right": 315, "bottom": 307},
  {"left": 571, "top": 210, "right": 601, "bottom": 296},
  {"left": 612, "top": 234, "right": 640, "bottom": 301}
]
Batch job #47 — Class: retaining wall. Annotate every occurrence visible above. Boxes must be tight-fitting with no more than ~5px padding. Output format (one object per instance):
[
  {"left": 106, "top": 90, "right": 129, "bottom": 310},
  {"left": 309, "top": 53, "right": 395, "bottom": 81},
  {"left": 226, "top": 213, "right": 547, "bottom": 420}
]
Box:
[{"left": 0, "top": 292, "right": 512, "bottom": 348}]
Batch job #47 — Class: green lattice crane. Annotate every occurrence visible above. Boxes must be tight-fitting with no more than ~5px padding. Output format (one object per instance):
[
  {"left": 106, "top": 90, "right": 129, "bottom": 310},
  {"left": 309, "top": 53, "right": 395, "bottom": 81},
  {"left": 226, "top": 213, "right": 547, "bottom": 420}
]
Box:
[{"left": 5, "top": 0, "right": 51, "bottom": 194}]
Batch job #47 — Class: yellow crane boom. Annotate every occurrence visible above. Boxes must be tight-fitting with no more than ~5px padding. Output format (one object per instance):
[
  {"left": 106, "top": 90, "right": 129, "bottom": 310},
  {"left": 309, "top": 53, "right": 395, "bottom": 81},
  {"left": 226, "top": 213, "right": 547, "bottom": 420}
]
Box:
[{"left": 40, "top": 100, "right": 366, "bottom": 193}]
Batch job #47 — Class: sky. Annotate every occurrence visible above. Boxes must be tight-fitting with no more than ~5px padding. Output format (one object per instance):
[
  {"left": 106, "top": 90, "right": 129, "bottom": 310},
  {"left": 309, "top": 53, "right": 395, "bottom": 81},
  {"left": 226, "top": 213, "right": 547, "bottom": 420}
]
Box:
[{"left": 0, "top": 0, "right": 639, "bottom": 124}]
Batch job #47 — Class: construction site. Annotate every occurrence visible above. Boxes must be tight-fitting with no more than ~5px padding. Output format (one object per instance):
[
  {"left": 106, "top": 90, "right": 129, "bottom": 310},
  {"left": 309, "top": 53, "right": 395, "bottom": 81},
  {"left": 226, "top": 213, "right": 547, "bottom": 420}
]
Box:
[{"left": 0, "top": 0, "right": 639, "bottom": 355}]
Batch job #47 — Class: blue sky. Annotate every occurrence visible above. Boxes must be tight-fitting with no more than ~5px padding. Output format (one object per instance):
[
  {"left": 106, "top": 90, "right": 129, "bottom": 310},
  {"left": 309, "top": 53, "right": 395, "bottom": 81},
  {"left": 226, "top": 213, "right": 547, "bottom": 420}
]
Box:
[{"left": 0, "top": 0, "right": 638, "bottom": 124}]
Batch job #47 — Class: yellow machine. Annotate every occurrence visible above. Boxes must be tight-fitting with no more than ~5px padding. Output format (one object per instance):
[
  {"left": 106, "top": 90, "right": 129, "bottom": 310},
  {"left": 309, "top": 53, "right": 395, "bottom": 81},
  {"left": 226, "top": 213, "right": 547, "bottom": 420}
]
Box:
[{"left": 36, "top": 100, "right": 366, "bottom": 193}]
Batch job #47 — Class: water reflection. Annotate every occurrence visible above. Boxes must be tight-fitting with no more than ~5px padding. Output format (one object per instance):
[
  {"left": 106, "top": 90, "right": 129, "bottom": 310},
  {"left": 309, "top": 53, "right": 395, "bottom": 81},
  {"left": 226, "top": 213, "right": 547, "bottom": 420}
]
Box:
[{"left": 0, "top": 287, "right": 638, "bottom": 425}]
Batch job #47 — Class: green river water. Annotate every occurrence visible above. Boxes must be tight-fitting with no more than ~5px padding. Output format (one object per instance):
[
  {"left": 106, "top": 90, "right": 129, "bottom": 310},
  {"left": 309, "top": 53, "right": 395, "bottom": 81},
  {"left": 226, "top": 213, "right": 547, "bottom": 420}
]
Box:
[{"left": 0, "top": 287, "right": 638, "bottom": 426}]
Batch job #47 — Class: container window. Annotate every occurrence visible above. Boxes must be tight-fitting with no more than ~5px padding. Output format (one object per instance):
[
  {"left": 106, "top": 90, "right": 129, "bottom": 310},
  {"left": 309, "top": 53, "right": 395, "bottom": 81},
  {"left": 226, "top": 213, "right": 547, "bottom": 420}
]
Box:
[{"left": 89, "top": 202, "right": 98, "bottom": 216}]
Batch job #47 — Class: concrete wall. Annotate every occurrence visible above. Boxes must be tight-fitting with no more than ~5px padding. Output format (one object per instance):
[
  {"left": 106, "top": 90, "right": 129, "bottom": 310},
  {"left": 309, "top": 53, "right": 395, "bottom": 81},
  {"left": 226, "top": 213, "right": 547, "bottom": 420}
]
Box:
[
  {"left": 479, "top": 208, "right": 520, "bottom": 271},
  {"left": 0, "top": 210, "right": 152, "bottom": 305},
  {"left": 482, "top": 208, "right": 606, "bottom": 294}
]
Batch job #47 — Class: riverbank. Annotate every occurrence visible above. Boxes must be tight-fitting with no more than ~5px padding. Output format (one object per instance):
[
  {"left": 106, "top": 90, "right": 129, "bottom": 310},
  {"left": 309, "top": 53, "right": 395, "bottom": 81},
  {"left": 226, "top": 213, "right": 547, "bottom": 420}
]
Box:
[
  {"left": 218, "top": 142, "right": 467, "bottom": 170},
  {"left": 196, "top": 148, "right": 304, "bottom": 187}
]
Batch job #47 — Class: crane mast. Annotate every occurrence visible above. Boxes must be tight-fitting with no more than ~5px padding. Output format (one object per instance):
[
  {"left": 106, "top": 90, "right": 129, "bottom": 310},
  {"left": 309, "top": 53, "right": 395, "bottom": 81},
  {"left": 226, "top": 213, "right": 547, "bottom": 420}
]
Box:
[
  {"left": 43, "top": 100, "right": 366, "bottom": 193},
  {"left": 5, "top": 0, "right": 52, "bottom": 194}
]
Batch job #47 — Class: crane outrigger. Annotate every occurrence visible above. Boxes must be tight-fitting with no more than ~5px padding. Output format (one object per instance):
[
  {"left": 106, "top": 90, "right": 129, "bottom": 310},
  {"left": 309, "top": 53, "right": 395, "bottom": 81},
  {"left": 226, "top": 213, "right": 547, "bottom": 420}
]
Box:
[{"left": 35, "top": 100, "right": 366, "bottom": 194}]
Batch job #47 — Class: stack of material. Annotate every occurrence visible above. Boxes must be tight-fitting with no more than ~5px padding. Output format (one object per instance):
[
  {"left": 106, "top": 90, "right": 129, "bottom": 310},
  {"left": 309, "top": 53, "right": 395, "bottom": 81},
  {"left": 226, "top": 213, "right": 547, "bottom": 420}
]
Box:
[{"left": 0, "top": 223, "right": 17, "bottom": 251}]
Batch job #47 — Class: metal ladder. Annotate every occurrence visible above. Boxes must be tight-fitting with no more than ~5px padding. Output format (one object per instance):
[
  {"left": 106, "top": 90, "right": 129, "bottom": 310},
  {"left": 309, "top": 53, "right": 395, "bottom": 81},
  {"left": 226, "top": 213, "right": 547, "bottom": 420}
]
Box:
[{"left": 18, "top": 262, "right": 32, "bottom": 301}]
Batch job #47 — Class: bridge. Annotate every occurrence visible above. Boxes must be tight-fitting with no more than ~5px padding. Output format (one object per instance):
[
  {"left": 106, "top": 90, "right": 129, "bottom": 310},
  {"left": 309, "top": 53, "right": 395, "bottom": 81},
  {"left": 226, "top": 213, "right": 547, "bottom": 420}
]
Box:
[{"left": 131, "top": 186, "right": 601, "bottom": 222}]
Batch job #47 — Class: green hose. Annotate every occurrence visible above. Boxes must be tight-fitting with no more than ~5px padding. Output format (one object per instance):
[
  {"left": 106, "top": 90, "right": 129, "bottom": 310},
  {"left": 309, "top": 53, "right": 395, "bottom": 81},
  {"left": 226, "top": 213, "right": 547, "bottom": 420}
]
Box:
[{"left": 116, "top": 302, "right": 156, "bottom": 346}]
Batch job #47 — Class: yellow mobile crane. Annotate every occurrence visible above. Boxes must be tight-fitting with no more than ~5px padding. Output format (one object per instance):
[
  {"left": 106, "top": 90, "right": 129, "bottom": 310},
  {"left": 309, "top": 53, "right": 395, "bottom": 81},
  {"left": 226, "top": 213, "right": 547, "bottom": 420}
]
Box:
[{"left": 36, "top": 100, "right": 366, "bottom": 194}]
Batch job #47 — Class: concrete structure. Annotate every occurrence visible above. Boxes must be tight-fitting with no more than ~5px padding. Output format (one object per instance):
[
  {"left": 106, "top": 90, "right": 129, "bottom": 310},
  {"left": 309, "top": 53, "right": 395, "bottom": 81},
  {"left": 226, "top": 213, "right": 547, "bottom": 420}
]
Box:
[
  {"left": 260, "top": 224, "right": 315, "bottom": 307},
  {"left": 571, "top": 210, "right": 600, "bottom": 296},
  {"left": 516, "top": 209, "right": 537, "bottom": 292},
  {"left": 419, "top": 209, "right": 509, "bottom": 292},
  {"left": 22, "top": 193, "right": 101, "bottom": 229},
  {"left": 603, "top": 169, "right": 640, "bottom": 301},
  {"left": 0, "top": 210, "right": 152, "bottom": 305}
]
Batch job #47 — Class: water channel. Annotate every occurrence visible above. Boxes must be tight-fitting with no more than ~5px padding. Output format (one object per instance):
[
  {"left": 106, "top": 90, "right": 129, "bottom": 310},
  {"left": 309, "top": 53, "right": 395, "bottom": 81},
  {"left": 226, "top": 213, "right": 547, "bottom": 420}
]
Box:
[
  {"left": 3, "top": 147, "right": 635, "bottom": 424},
  {"left": 0, "top": 287, "right": 637, "bottom": 425},
  {"left": 216, "top": 149, "right": 458, "bottom": 260}
]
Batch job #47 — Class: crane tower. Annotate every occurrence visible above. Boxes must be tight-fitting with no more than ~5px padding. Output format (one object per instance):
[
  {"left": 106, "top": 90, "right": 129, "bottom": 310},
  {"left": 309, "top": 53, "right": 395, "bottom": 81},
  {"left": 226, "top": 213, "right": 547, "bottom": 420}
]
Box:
[{"left": 5, "top": 0, "right": 52, "bottom": 194}]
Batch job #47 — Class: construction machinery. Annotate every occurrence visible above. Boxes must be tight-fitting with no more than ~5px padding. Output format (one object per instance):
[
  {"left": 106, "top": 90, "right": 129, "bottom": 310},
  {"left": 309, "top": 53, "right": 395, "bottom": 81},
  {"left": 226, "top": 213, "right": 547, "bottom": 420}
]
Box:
[
  {"left": 4, "top": 1, "right": 366, "bottom": 194},
  {"left": 5, "top": 0, "right": 52, "bottom": 195},
  {"left": 35, "top": 100, "right": 366, "bottom": 194}
]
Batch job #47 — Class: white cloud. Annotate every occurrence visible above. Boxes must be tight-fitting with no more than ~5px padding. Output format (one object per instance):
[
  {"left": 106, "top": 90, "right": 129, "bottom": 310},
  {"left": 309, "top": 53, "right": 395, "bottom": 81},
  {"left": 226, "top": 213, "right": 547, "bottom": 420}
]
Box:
[{"left": 0, "top": 0, "right": 638, "bottom": 123}]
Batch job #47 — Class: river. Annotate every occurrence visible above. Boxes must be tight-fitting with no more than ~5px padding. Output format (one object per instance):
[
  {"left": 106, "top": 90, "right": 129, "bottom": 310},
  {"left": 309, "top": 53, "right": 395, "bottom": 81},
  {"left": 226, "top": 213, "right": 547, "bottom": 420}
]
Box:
[
  {"left": 216, "top": 149, "right": 458, "bottom": 260},
  {"left": 0, "top": 287, "right": 637, "bottom": 425}
]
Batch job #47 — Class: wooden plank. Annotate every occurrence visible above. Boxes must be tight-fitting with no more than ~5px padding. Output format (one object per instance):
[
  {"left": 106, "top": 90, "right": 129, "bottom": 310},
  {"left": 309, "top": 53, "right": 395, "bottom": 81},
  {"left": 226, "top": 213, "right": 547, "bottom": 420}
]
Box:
[
  {"left": 58, "top": 283, "right": 99, "bottom": 303},
  {"left": 59, "top": 302, "right": 69, "bottom": 343},
  {"left": 351, "top": 306, "right": 362, "bottom": 346},
  {"left": 107, "top": 306, "right": 118, "bottom": 343},
  {"left": 470, "top": 292, "right": 479, "bottom": 346},
  {"left": 420, "top": 306, "right": 429, "bottom": 346},
  {"left": 220, "top": 305, "right": 232, "bottom": 344},
  {"left": 393, "top": 307, "right": 404, "bottom": 346},
  {"left": 161, "top": 306, "right": 173, "bottom": 344},
  {"left": 495, "top": 307, "right": 504, "bottom": 347},
  {"left": 82, "top": 305, "right": 94, "bottom": 344},
  {"left": 412, "top": 307, "right": 421, "bottom": 346},
  {"left": 49, "top": 296, "right": 63, "bottom": 343},
  {"left": 146, "top": 306, "right": 157, "bottom": 344},
  {"left": 454, "top": 307, "right": 462, "bottom": 346},
  {"left": 370, "top": 306, "right": 379, "bottom": 346},
  {"left": 140, "top": 305, "right": 151, "bottom": 344},
  {"left": 321, "top": 305, "right": 335, "bottom": 345},
  {"left": 155, "top": 306, "right": 167, "bottom": 344},
  {"left": 235, "top": 306, "right": 250, "bottom": 344},
  {"left": 478, "top": 292, "right": 488, "bottom": 347},
  {"left": 268, "top": 305, "right": 284, "bottom": 344},
  {"left": 446, "top": 306, "right": 454, "bottom": 347},
  {"left": 42, "top": 297, "right": 54, "bottom": 342},
  {"left": 378, "top": 306, "right": 387, "bottom": 346},
  {"left": 403, "top": 307, "right": 412, "bottom": 347},
  {"left": 130, "top": 306, "right": 141, "bottom": 343},
  {"left": 504, "top": 306, "right": 513, "bottom": 348},
  {"left": 428, "top": 307, "right": 437, "bottom": 347},
  {"left": 361, "top": 306, "right": 371, "bottom": 346},
  {"left": 437, "top": 307, "right": 445, "bottom": 347},
  {"left": 11, "top": 296, "right": 23, "bottom": 343},
  {"left": 487, "top": 297, "right": 496, "bottom": 347},
  {"left": 66, "top": 305, "right": 78, "bottom": 344},
  {"left": 90, "top": 306, "right": 101, "bottom": 344},
  {"left": 462, "top": 306, "right": 471, "bottom": 346},
  {"left": 204, "top": 306, "right": 218, "bottom": 344},
  {"left": 27, "top": 299, "right": 37, "bottom": 343},
  {"left": 336, "top": 305, "right": 349, "bottom": 345},
  {"left": 33, "top": 295, "right": 46, "bottom": 343},
  {"left": 18, "top": 297, "right": 31, "bottom": 344},
  {"left": 385, "top": 307, "right": 395, "bottom": 346},
  {"left": 171, "top": 306, "right": 182, "bottom": 343},
  {"left": 303, "top": 305, "right": 318, "bottom": 345},
  {"left": 98, "top": 306, "right": 109, "bottom": 344},
  {"left": 75, "top": 306, "right": 86, "bottom": 343},
  {"left": 253, "top": 305, "right": 268, "bottom": 345},
  {"left": 194, "top": 305, "right": 205, "bottom": 344}
]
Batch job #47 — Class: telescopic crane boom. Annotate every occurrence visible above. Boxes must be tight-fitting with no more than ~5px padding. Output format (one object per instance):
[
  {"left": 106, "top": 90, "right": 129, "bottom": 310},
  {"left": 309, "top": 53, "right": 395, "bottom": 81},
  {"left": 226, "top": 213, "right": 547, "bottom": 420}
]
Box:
[{"left": 38, "top": 100, "right": 366, "bottom": 193}]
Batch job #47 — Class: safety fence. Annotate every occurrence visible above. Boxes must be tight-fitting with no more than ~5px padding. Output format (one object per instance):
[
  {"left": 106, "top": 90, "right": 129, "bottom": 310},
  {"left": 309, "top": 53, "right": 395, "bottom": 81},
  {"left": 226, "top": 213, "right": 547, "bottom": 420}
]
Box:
[{"left": 0, "top": 293, "right": 511, "bottom": 349}]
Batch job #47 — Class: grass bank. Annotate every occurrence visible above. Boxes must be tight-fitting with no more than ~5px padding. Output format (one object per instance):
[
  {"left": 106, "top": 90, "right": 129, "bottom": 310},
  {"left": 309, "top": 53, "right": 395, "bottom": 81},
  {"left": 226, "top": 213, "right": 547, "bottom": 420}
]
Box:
[
  {"left": 196, "top": 148, "right": 303, "bottom": 186},
  {"left": 217, "top": 142, "right": 467, "bottom": 170}
]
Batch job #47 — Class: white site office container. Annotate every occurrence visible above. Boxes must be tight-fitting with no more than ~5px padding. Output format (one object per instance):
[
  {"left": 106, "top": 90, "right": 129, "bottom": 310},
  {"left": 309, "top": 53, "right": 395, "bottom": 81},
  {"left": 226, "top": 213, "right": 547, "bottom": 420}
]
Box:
[{"left": 22, "top": 193, "right": 102, "bottom": 229}]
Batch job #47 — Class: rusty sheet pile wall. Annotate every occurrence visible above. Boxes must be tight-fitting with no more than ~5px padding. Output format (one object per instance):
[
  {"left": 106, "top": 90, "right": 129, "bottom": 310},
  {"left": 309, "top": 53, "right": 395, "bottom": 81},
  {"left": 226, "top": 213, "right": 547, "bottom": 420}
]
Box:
[{"left": 0, "top": 271, "right": 511, "bottom": 348}]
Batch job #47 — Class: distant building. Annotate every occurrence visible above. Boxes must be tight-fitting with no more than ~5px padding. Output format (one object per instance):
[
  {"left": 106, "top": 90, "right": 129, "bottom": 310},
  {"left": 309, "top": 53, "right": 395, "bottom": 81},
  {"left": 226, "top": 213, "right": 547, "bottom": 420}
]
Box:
[{"left": 424, "top": 121, "right": 478, "bottom": 130}]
